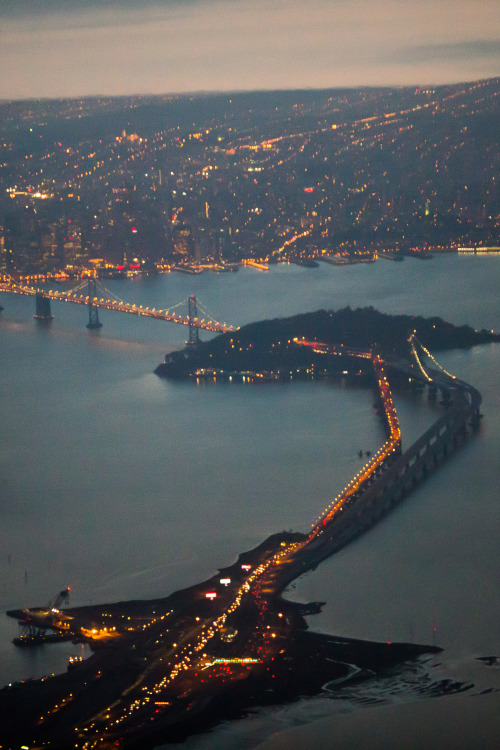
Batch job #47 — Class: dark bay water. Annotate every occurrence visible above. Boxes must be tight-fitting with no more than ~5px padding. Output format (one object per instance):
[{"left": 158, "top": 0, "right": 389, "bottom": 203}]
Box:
[{"left": 1, "top": 256, "right": 499, "bottom": 744}]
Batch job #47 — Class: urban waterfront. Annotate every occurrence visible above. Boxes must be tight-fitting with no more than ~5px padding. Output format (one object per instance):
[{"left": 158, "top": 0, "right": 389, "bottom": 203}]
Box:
[{"left": 1, "top": 256, "right": 500, "bottom": 747}]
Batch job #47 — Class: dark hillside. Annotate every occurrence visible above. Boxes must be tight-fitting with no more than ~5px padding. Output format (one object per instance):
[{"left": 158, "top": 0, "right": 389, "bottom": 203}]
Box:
[{"left": 156, "top": 307, "right": 499, "bottom": 379}]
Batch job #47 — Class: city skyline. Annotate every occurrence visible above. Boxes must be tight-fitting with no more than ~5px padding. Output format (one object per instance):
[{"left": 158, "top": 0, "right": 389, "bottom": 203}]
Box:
[
  {"left": 2, "top": 80, "right": 499, "bottom": 278},
  {"left": 1, "top": 0, "right": 500, "bottom": 100}
]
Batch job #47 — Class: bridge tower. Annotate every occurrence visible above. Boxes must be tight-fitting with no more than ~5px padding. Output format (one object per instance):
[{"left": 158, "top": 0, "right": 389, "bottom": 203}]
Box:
[
  {"left": 86, "top": 278, "right": 102, "bottom": 329},
  {"left": 34, "top": 292, "right": 54, "bottom": 320},
  {"left": 187, "top": 295, "right": 200, "bottom": 346}
]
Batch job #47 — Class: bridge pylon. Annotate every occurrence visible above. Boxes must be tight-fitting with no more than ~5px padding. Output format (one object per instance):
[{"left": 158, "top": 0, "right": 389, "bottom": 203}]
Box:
[
  {"left": 187, "top": 295, "right": 200, "bottom": 346},
  {"left": 186, "top": 294, "right": 200, "bottom": 346},
  {"left": 34, "top": 292, "right": 54, "bottom": 321},
  {"left": 86, "top": 278, "right": 102, "bottom": 329}
]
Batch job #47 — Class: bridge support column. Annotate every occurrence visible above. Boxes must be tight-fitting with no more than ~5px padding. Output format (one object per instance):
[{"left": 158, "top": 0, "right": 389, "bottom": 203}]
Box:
[
  {"left": 34, "top": 292, "right": 53, "bottom": 320},
  {"left": 187, "top": 295, "right": 200, "bottom": 346},
  {"left": 86, "top": 279, "right": 102, "bottom": 329},
  {"left": 470, "top": 411, "right": 481, "bottom": 430},
  {"left": 434, "top": 448, "right": 445, "bottom": 466},
  {"left": 440, "top": 388, "right": 452, "bottom": 405}
]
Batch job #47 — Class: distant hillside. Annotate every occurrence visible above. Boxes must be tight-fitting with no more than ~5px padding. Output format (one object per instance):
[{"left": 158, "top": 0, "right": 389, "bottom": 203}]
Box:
[
  {"left": 2, "top": 78, "right": 500, "bottom": 267},
  {"left": 155, "top": 307, "right": 499, "bottom": 379}
]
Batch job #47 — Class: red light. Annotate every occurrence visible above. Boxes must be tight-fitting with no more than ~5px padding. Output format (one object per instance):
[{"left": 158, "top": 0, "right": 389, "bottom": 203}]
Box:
[
  {"left": 129, "top": 263, "right": 140, "bottom": 269},
  {"left": 304, "top": 187, "right": 314, "bottom": 193},
  {"left": 131, "top": 226, "right": 137, "bottom": 233},
  {"left": 116, "top": 265, "right": 124, "bottom": 270}
]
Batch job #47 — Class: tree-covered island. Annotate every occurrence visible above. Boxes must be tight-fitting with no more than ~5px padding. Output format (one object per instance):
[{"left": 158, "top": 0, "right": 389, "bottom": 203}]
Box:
[{"left": 156, "top": 307, "right": 499, "bottom": 381}]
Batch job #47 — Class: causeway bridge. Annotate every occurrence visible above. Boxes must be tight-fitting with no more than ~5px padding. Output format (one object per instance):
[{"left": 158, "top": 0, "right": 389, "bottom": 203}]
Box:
[{"left": 265, "top": 335, "right": 482, "bottom": 590}]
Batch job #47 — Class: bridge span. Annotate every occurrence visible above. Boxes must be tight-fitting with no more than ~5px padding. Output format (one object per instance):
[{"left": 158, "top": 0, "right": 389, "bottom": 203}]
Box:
[
  {"left": 263, "top": 340, "right": 482, "bottom": 591},
  {"left": 0, "top": 278, "right": 236, "bottom": 334}
]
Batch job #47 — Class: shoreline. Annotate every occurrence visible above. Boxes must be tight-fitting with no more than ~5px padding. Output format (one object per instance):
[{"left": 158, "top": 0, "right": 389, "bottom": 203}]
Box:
[{"left": 2, "top": 530, "right": 441, "bottom": 749}]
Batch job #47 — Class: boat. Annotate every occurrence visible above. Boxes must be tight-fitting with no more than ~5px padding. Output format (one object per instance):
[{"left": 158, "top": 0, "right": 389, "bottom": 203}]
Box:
[
  {"left": 172, "top": 264, "right": 203, "bottom": 274},
  {"left": 292, "top": 259, "right": 319, "bottom": 268}
]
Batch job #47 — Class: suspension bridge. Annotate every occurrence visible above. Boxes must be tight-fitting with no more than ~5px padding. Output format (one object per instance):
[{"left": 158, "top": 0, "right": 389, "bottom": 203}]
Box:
[{"left": 0, "top": 276, "right": 237, "bottom": 339}]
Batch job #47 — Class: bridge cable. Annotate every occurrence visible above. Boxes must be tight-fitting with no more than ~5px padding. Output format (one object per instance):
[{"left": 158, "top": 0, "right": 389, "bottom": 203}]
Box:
[
  {"left": 195, "top": 298, "right": 227, "bottom": 327},
  {"left": 408, "top": 332, "right": 433, "bottom": 382},
  {"left": 413, "top": 336, "right": 457, "bottom": 380}
]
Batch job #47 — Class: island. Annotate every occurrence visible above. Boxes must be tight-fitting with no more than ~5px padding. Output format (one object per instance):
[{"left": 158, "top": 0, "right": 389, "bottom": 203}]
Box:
[
  {"left": 155, "top": 306, "right": 499, "bottom": 382},
  {"left": 3, "top": 532, "right": 442, "bottom": 750}
]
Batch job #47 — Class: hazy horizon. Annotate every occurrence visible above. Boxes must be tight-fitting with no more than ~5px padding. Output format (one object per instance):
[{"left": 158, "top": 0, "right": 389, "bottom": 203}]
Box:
[
  {"left": 1, "top": 0, "right": 499, "bottom": 100},
  {"left": 2, "top": 75, "right": 500, "bottom": 106}
]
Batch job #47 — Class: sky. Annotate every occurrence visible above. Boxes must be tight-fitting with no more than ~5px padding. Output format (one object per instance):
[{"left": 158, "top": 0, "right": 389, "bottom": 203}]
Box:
[{"left": 1, "top": 0, "right": 500, "bottom": 100}]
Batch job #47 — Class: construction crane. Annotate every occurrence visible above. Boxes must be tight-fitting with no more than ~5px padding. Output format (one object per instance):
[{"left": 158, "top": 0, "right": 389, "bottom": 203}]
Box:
[{"left": 49, "top": 586, "right": 71, "bottom": 611}]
